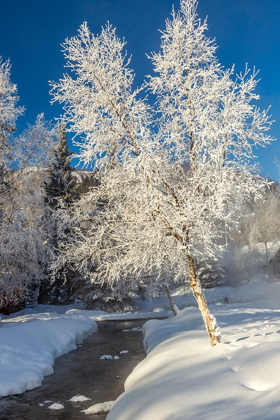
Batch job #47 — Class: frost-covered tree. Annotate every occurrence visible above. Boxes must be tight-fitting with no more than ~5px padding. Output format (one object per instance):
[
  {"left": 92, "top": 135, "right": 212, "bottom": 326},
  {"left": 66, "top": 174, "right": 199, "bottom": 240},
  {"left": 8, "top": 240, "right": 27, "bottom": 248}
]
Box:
[
  {"left": 49, "top": 22, "right": 154, "bottom": 306},
  {"left": 51, "top": 0, "right": 274, "bottom": 346},
  {"left": 0, "top": 57, "right": 24, "bottom": 306},
  {"left": 0, "top": 58, "right": 24, "bottom": 215},
  {"left": 0, "top": 110, "right": 54, "bottom": 307},
  {"left": 0, "top": 58, "right": 23, "bottom": 164},
  {"left": 0, "top": 168, "right": 50, "bottom": 307},
  {"left": 249, "top": 190, "right": 280, "bottom": 272},
  {"left": 12, "top": 113, "right": 55, "bottom": 171},
  {"left": 226, "top": 185, "right": 280, "bottom": 280}
]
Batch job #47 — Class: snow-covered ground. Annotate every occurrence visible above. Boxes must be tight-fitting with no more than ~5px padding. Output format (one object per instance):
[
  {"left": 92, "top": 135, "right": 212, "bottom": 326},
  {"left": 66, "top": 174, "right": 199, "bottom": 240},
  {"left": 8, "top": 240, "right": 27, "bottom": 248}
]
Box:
[
  {"left": 108, "top": 282, "right": 280, "bottom": 420},
  {"left": 0, "top": 302, "right": 169, "bottom": 398},
  {"left": 135, "top": 280, "right": 280, "bottom": 311},
  {"left": 0, "top": 309, "right": 98, "bottom": 397},
  {"left": 2, "top": 281, "right": 280, "bottom": 420}
]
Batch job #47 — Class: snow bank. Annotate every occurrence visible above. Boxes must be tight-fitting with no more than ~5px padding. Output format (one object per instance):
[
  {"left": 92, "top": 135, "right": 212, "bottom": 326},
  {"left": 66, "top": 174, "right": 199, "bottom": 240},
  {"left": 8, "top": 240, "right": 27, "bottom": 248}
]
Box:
[
  {"left": 135, "top": 281, "right": 280, "bottom": 312},
  {"left": 0, "top": 302, "right": 170, "bottom": 398},
  {"left": 108, "top": 301, "right": 280, "bottom": 420},
  {"left": 0, "top": 311, "right": 97, "bottom": 397},
  {"left": 65, "top": 308, "right": 171, "bottom": 321}
]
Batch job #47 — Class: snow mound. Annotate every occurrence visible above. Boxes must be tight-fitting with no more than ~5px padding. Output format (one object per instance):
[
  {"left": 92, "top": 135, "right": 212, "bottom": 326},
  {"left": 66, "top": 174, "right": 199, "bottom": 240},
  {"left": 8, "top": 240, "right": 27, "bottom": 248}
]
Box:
[
  {"left": 48, "top": 403, "right": 64, "bottom": 410},
  {"left": 69, "top": 394, "right": 91, "bottom": 402},
  {"left": 120, "top": 350, "right": 129, "bottom": 354},
  {"left": 108, "top": 302, "right": 280, "bottom": 420},
  {"left": 82, "top": 400, "right": 115, "bottom": 415}
]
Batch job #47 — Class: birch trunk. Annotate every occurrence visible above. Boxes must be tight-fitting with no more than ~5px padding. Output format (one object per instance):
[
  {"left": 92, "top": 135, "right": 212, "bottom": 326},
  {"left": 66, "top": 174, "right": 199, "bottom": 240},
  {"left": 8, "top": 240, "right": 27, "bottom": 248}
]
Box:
[
  {"left": 165, "top": 285, "right": 177, "bottom": 316},
  {"left": 186, "top": 255, "right": 220, "bottom": 346}
]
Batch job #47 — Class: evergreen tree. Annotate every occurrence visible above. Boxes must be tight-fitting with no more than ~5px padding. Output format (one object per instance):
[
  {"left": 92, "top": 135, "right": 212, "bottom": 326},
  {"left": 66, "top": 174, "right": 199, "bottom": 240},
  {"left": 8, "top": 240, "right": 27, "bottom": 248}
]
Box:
[
  {"left": 196, "top": 260, "right": 227, "bottom": 289},
  {"left": 45, "top": 121, "right": 76, "bottom": 209},
  {"left": 42, "top": 122, "right": 77, "bottom": 303}
]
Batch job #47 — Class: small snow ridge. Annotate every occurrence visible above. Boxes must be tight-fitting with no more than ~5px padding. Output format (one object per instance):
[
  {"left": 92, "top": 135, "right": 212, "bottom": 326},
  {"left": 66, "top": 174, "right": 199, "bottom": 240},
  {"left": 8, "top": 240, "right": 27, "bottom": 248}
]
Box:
[
  {"left": 242, "top": 382, "right": 272, "bottom": 392},
  {"left": 120, "top": 350, "right": 129, "bottom": 354},
  {"left": 69, "top": 395, "right": 91, "bottom": 402},
  {"left": 122, "top": 327, "right": 142, "bottom": 332},
  {"left": 48, "top": 403, "right": 64, "bottom": 410},
  {"left": 82, "top": 400, "right": 115, "bottom": 415}
]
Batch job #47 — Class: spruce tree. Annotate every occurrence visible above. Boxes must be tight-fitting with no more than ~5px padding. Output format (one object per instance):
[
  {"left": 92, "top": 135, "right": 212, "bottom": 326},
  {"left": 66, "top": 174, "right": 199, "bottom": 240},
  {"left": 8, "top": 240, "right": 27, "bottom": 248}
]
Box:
[
  {"left": 43, "top": 122, "right": 77, "bottom": 303},
  {"left": 45, "top": 121, "right": 76, "bottom": 209}
]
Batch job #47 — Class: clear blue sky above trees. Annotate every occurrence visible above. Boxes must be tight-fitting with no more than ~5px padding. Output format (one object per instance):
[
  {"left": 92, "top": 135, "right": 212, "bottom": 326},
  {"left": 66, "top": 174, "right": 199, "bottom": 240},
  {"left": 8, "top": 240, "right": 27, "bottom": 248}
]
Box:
[{"left": 1, "top": 0, "right": 279, "bottom": 179}]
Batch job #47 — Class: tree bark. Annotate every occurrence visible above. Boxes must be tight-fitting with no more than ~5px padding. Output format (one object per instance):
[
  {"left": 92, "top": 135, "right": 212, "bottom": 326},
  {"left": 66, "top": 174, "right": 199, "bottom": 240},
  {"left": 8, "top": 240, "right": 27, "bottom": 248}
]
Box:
[
  {"left": 186, "top": 255, "right": 220, "bottom": 346},
  {"left": 165, "top": 285, "right": 177, "bottom": 316}
]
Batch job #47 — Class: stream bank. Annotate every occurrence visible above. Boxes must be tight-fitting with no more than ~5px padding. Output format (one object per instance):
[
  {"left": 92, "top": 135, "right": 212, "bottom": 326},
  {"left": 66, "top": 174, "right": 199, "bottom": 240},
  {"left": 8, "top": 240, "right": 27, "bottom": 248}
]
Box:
[{"left": 0, "top": 320, "right": 145, "bottom": 420}]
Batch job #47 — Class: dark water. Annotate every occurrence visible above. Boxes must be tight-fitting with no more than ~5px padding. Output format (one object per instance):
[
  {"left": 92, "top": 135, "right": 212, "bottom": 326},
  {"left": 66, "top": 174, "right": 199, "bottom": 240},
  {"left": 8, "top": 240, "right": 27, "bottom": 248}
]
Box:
[{"left": 0, "top": 321, "right": 145, "bottom": 420}]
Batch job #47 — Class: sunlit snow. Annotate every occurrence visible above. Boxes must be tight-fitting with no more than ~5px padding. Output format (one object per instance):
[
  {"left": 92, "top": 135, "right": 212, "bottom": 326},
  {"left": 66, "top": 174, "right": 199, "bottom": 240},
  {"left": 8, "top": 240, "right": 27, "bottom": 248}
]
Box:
[
  {"left": 82, "top": 400, "right": 115, "bottom": 415},
  {"left": 108, "top": 283, "right": 280, "bottom": 420}
]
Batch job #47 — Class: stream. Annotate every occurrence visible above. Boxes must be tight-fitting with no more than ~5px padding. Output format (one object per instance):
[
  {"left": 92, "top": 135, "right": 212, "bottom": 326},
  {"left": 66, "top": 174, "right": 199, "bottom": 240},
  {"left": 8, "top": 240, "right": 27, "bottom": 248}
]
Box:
[{"left": 0, "top": 320, "right": 145, "bottom": 420}]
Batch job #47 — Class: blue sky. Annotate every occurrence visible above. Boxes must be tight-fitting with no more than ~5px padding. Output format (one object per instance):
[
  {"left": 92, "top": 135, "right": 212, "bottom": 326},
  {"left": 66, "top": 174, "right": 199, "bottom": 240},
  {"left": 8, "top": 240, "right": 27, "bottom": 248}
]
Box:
[{"left": 1, "top": 0, "right": 279, "bottom": 180}]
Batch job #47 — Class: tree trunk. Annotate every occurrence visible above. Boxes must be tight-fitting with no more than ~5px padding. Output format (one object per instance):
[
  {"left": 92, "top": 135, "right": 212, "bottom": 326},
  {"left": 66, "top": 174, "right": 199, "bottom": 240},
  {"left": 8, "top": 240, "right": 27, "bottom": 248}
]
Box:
[
  {"left": 186, "top": 255, "right": 220, "bottom": 346},
  {"left": 264, "top": 240, "right": 270, "bottom": 278},
  {"left": 165, "top": 285, "right": 177, "bottom": 316}
]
